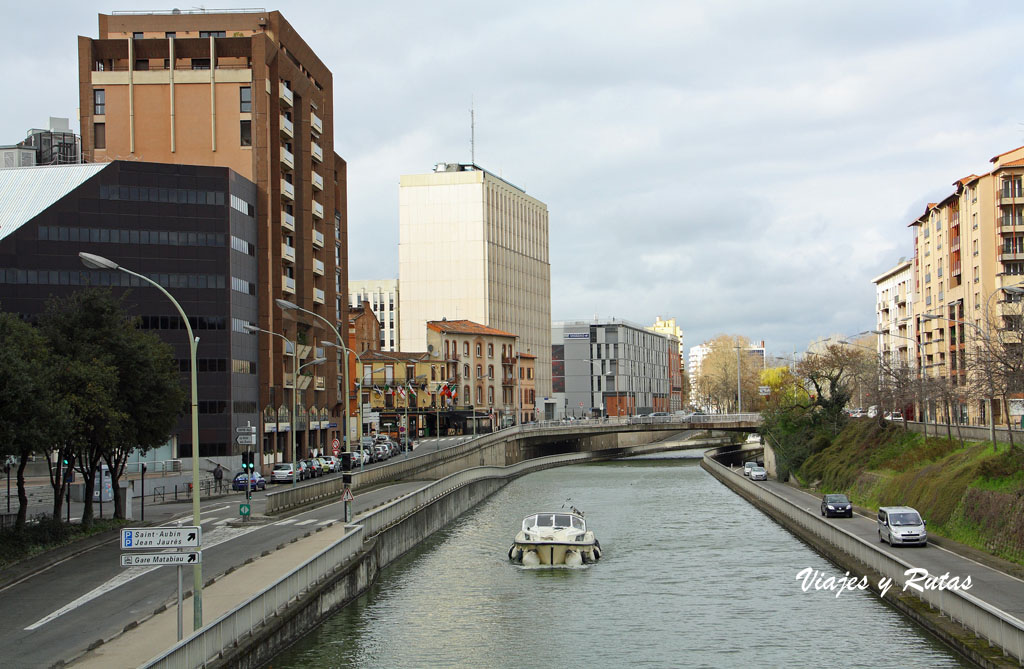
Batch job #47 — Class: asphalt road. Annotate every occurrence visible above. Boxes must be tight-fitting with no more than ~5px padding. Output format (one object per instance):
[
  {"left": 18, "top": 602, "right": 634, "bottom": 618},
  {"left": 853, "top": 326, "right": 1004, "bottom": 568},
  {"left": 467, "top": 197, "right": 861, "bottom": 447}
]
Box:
[
  {"left": 0, "top": 476, "right": 432, "bottom": 668},
  {"left": 735, "top": 467, "right": 1024, "bottom": 620}
]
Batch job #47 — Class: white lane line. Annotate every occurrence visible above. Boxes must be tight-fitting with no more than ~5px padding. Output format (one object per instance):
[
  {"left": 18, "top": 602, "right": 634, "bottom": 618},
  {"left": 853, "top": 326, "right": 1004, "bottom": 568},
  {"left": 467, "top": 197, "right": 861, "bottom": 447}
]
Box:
[
  {"left": 295, "top": 519, "right": 317, "bottom": 526},
  {"left": 24, "top": 523, "right": 262, "bottom": 630},
  {"left": 199, "top": 517, "right": 219, "bottom": 525},
  {"left": 317, "top": 520, "right": 335, "bottom": 526},
  {"left": 274, "top": 519, "right": 297, "bottom": 525}
]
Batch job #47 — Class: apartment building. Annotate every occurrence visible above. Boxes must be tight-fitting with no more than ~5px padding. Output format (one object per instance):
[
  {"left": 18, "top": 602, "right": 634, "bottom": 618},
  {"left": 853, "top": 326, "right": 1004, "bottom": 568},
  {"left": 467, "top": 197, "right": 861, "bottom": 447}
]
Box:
[
  {"left": 648, "top": 316, "right": 685, "bottom": 410},
  {"left": 425, "top": 319, "right": 521, "bottom": 431},
  {"left": 398, "top": 162, "right": 552, "bottom": 400},
  {"left": 349, "top": 279, "right": 399, "bottom": 351},
  {"left": 910, "top": 145, "right": 1024, "bottom": 426},
  {"left": 553, "top": 319, "right": 673, "bottom": 419},
  {"left": 78, "top": 10, "right": 349, "bottom": 461},
  {"left": 688, "top": 343, "right": 711, "bottom": 409},
  {"left": 0, "top": 117, "right": 81, "bottom": 168},
  {"left": 873, "top": 259, "right": 915, "bottom": 368},
  {"left": 0, "top": 161, "right": 259, "bottom": 465}
]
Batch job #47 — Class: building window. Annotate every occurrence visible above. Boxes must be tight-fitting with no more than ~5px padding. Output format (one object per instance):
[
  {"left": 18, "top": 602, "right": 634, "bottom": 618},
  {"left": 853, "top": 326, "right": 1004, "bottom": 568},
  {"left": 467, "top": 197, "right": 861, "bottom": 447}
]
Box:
[
  {"left": 476, "top": 386, "right": 483, "bottom": 404},
  {"left": 487, "top": 387, "right": 494, "bottom": 405},
  {"left": 463, "top": 342, "right": 469, "bottom": 356},
  {"left": 476, "top": 364, "right": 482, "bottom": 378},
  {"left": 240, "top": 86, "right": 251, "bottom": 113},
  {"left": 165, "top": 32, "right": 176, "bottom": 38},
  {"left": 240, "top": 120, "right": 252, "bottom": 147},
  {"left": 475, "top": 343, "right": 482, "bottom": 357},
  {"left": 488, "top": 364, "right": 494, "bottom": 378},
  {"left": 133, "top": 32, "right": 144, "bottom": 39},
  {"left": 487, "top": 343, "right": 494, "bottom": 358},
  {"left": 191, "top": 58, "right": 211, "bottom": 70},
  {"left": 94, "top": 123, "right": 106, "bottom": 149},
  {"left": 463, "top": 364, "right": 469, "bottom": 378},
  {"left": 134, "top": 59, "right": 149, "bottom": 70},
  {"left": 93, "top": 89, "right": 105, "bottom": 115},
  {"left": 199, "top": 30, "right": 226, "bottom": 38}
]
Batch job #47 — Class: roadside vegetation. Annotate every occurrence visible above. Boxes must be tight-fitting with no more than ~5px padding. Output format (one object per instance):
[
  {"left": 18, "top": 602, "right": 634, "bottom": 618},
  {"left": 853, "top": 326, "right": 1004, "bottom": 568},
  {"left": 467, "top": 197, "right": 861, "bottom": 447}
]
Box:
[
  {"left": 0, "top": 516, "right": 127, "bottom": 570},
  {"left": 798, "top": 419, "right": 1024, "bottom": 566}
]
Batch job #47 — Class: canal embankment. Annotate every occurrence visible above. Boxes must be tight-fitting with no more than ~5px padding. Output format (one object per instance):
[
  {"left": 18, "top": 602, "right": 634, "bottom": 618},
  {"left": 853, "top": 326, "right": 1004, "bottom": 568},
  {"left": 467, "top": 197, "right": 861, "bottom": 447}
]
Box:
[{"left": 701, "top": 446, "right": 1024, "bottom": 668}]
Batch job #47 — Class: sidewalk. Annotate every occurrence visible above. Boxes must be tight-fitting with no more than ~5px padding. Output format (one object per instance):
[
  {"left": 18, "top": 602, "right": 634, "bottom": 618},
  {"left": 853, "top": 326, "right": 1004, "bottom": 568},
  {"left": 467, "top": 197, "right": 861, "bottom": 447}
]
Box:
[{"left": 73, "top": 520, "right": 351, "bottom": 667}]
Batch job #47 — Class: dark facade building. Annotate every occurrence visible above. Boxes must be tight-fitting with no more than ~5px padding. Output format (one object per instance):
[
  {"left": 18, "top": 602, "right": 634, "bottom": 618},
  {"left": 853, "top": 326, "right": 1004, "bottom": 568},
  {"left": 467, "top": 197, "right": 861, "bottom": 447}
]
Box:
[{"left": 0, "top": 160, "right": 258, "bottom": 466}]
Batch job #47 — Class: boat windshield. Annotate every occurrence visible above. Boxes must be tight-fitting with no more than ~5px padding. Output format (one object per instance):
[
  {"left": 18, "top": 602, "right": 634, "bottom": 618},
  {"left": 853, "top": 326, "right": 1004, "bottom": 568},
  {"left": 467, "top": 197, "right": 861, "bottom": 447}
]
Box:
[{"left": 523, "top": 513, "right": 585, "bottom": 532}]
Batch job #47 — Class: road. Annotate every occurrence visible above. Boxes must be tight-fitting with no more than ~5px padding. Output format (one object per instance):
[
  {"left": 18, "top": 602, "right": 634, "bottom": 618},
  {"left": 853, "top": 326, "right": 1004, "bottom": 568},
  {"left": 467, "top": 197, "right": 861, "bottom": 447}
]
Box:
[
  {"left": 0, "top": 471, "right": 434, "bottom": 668},
  {"left": 734, "top": 466, "right": 1024, "bottom": 620}
]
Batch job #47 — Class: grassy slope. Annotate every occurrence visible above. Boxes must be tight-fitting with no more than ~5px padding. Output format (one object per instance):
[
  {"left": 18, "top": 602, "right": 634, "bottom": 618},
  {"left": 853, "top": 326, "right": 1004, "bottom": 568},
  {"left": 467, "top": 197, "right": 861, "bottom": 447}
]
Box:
[{"left": 798, "top": 419, "right": 1024, "bottom": 566}]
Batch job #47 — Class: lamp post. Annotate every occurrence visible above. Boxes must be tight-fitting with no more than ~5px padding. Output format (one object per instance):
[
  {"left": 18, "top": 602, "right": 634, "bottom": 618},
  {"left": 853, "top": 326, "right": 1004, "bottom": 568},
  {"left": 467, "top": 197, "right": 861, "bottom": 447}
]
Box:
[
  {"left": 735, "top": 344, "right": 742, "bottom": 414},
  {"left": 322, "top": 341, "right": 363, "bottom": 469},
  {"left": 275, "top": 299, "right": 353, "bottom": 460},
  {"left": 78, "top": 251, "right": 204, "bottom": 631},
  {"left": 243, "top": 324, "right": 300, "bottom": 484}
]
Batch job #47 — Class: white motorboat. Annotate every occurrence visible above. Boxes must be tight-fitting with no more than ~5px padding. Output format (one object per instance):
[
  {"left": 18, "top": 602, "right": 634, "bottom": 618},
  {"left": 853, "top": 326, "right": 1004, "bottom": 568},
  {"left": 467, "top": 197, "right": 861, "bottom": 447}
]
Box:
[{"left": 508, "top": 509, "right": 601, "bottom": 567}]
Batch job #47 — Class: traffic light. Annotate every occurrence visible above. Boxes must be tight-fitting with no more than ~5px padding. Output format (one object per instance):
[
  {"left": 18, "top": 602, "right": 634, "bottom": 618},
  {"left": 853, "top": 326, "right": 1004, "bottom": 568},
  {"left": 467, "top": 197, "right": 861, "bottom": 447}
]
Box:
[
  {"left": 242, "top": 452, "right": 255, "bottom": 471},
  {"left": 241, "top": 452, "right": 250, "bottom": 470}
]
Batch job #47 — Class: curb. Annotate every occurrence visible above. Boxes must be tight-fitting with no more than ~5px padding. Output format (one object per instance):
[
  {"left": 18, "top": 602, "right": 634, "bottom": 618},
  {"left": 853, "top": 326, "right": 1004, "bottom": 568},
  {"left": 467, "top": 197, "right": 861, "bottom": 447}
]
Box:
[{"left": 0, "top": 526, "right": 127, "bottom": 592}]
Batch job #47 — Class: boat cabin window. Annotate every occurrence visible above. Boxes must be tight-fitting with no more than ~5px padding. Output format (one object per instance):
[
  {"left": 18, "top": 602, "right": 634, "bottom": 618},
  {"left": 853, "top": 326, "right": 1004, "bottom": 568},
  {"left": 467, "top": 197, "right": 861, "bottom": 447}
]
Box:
[
  {"left": 523, "top": 513, "right": 585, "bottom": 531},
  {"left": 554, "top": 514, "right": 572, "bottom": 528},
  {"left": 571, "top": 516, "right": 584, "bottom": 530}
]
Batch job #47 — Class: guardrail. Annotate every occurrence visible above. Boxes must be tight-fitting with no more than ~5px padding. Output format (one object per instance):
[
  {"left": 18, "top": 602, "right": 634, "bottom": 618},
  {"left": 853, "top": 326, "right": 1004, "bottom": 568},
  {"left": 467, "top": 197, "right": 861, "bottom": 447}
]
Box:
[{"left": 702, "top": 449, "right": 1024, "bottom": 664}]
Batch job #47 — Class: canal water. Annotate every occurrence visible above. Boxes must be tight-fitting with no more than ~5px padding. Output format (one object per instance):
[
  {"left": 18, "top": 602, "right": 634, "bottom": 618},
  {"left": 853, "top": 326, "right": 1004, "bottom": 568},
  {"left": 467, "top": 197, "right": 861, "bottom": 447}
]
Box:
[{"left": 273, "top": 449, "right": 969, "bottom": 668}]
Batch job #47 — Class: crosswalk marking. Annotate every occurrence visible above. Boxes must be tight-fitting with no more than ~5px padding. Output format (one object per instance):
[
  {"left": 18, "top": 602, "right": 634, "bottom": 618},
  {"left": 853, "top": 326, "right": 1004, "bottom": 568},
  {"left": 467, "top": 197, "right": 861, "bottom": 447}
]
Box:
[
  {"left": 295, "top": 519, "right": 317, "bottom": 526},
  {"left": 200, "top": 517, "right": 219, "bottom": 525},
  {"left": 317, "top": 519, "right": 334, "bottom": 526},
  {"left": 215, "top": 518, "right": 232, "bottom": 525},
  {"left": 274, "top": 519, "right": 297, "bottom": 525}
]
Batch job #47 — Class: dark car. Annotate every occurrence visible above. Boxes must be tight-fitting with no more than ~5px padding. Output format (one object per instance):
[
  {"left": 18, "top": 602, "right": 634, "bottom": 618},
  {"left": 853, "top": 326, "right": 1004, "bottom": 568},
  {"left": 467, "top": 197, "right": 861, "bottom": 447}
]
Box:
[
  {"left": 821, "top": 493, "right": 853, "bottom": 518},
  {"left": 303, "top": 458, "right": 322, "bottom": 477},
  {"left": 232, "top": 471, "right": 266, "bottom": 491}
]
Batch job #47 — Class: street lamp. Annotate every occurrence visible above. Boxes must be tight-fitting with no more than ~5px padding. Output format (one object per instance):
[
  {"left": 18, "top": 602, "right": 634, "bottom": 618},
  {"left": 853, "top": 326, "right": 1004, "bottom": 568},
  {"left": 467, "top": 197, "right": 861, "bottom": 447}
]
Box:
[
  {"left": 865, "top": 329, "right": 926, "bottom": 436},
  {"left": 275, "top": 299, "right": 353, "bottom": 459},
  {"left": 244, "top": 324, "right": 298, "bottom": 484},
  {"left": 78, "top": 251, "right": 204, "bottom": 631},
  {"left": 322, "top": 341, "right": 363, "bottom": 469}
]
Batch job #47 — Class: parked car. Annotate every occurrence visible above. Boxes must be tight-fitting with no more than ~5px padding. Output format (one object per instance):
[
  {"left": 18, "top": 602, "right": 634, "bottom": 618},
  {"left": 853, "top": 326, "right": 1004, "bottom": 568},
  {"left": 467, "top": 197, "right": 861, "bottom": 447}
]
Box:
[
  {"left": 316, "top": 456, "right": 332, "bottom": 474},
  {"left": 357, "top": 449, "right": 372, "bottom": 465},
  {"left": 749, "top": 466, "right": 768, "bottom": 481},
  {"left": 399, "top": 435, "right": 416, "bottom": 452},
  {"left": 743, "top": 461, "right": 758, "bottom": 476},
  {"left": 374, "top": 444, "right": 389, "bottom": 462},
  {"left": 886, "top": 411, "right": 904, "bottom": 421},
  {"left": 878, "top": 506, "right": 927, "bottom": 546},
  {"left": 303, "top": 458, "right": 322, "bottom": 477},
  {"left": 322, "top": 455, "right": 340, "bottom": 472},
  {"left": 232, "top": 471, "right": 266, "bottom": 491},
  {"left": 821, "top": 493, "right": 853, "bottom": 518},
  {"left": 867, "top": 405, "right": 879, "bottom": 418},
  {"left": 270, "top": 462, "right": 307, "bottom": 483}
]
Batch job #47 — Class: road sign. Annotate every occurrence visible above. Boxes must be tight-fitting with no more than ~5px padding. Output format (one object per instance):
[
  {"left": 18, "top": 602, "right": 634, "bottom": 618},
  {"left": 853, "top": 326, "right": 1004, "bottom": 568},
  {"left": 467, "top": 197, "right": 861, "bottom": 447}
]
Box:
[
  {"left": 239, "top": 503, "right": 251, "bottom": 517},
  {"left": 236, "top": 425, "right": 256, "bottom": 434},
  {"left": 758, "top": 385, "right": 771, "bottom": 396},
  {"left": 121, "top": 526, "right": 201, "bottom": 549},
  {"left": 120, "top": 552, "right": 201, "bottom": 567},
  {"left": 332, "top": 438, "right": 340, "bottom": 449},
  {"left": 342, "top": 487, "right": 354, "bottom": 502},
  {"left": 236, "top": 434, "right": 256, "bottom": 445}
]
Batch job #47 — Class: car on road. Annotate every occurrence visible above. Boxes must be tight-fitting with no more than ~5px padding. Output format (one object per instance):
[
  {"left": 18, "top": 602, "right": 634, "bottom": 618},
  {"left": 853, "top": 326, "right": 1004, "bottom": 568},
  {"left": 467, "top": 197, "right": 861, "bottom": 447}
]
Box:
[
  {"left": 885, "top": 411, "right": 904, "bottom": 421},
  {"left": 821, "top": 493, "right": 853, "bottom": 518},
  {"left": 374, "top": 444, "right": 390, "bottom": 461},
  {"left": 743, "top": 461, "right": 758, "bottom": 476},
  {"left": 303, "top": 458, "right": 323, "bottom": 478},
  {"left": 322, "top": 455, "right": 341, "bottom": 472},
  {"left": 878, "top": 506, "right": 928, "bottom": 546},
  {"left": 399, "top": 435, "right": 415, "bottom": 452},
  {"left": 316, "top": 456, "right": 332, "bottom": 474},
  {"left": 232, "top": 471, "right": 266, "bottom": 491},
  {"left": 749, "top": 466, "right": 768, "bottom": 481},
  {"left": 270, "top": 462, "right": 307, "bottom": 483}
]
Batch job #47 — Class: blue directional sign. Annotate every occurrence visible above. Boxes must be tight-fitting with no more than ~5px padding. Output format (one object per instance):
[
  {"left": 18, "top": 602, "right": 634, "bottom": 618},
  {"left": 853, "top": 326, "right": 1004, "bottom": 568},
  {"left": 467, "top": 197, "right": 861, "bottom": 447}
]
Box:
[{"left": 120, "top": 526, "right": 201, "bottom": 549}]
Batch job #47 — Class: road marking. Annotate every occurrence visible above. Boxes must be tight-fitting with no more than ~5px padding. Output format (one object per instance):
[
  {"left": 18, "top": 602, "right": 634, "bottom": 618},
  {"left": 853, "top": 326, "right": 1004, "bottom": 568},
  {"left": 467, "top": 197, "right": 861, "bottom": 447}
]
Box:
[
  {"left": 24, "top": 523, "right": 262, "bottom": 630},
  {"left": 215, "top": 518, "right": 232, "bottom": 525},
  {"left": 295, "top": 519, "right": 316, "bottom": 526},
  {"left": 274, "top": 519, "right": 297, "bottom": 525},
  {"left": 199, "top": 517, "right": 219, "bottom": 525},
  {"left": 317, "top": 520, "right": 334, "bottom": 526}
]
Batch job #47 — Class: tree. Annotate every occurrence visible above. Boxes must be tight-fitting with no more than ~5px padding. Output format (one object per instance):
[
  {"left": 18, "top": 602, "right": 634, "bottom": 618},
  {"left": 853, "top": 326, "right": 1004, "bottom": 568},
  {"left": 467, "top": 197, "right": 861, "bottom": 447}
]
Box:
[
  {"left": 0, "top": 314, "right": 69, "bottom": 528},
  {"left": 795, "top": 343, "right": 862, "bottom": 435},
  {"left": 39, "top": 288, "right": 184, "bottom": 527},
  {"left": 693, "top": 335, "right": 763, "bottom": 412}
]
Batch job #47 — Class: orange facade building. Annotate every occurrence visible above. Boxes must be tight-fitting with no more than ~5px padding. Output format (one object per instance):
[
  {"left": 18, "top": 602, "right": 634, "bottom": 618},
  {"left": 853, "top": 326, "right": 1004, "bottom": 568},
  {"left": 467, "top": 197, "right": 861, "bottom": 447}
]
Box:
[{"left": 79, "top": 10, "right": 349, "bottom": 464}]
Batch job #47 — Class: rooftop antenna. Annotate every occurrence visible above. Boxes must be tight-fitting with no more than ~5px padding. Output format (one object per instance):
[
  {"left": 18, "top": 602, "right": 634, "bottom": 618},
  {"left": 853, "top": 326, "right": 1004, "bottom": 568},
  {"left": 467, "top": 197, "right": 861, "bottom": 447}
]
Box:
[{"left": 470, "top": 96, "right": 475, "bottom": 165}]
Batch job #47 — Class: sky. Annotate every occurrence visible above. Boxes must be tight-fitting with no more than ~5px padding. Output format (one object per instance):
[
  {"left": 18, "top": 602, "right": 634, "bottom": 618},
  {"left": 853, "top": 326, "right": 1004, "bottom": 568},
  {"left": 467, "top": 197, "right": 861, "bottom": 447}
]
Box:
[{"left": 4, "top": 1, "right": 1024, "bottom": 358}]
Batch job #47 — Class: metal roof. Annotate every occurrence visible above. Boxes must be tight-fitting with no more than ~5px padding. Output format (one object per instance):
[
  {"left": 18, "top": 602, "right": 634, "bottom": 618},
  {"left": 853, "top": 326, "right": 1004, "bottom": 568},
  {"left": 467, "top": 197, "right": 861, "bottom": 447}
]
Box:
[{"left": 0, "top": 163, "right": 108, "bottom": 242}]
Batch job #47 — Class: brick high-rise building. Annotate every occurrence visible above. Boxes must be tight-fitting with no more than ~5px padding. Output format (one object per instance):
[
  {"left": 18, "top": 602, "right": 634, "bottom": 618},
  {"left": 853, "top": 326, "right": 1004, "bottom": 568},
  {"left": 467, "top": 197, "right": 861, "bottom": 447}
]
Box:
[{"left": 78, "top": 10, "right": 349, "bottom": 462}]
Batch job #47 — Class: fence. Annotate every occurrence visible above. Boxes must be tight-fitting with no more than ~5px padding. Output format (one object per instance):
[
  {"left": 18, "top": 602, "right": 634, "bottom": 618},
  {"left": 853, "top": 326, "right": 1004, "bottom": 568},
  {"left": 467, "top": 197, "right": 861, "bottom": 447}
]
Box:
[{"left": 703, "top": 448, "right": 1024, "bottom": 664}]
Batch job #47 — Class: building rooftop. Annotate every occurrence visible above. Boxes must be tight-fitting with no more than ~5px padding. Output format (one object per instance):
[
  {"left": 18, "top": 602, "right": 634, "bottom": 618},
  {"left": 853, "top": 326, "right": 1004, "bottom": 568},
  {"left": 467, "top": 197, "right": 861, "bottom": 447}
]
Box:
[
  {"left": 426, "top": 319, "right": 517, "bottom": 338},
  {"left": 0, "top": 163, "right": 107, "bottom": 242}
]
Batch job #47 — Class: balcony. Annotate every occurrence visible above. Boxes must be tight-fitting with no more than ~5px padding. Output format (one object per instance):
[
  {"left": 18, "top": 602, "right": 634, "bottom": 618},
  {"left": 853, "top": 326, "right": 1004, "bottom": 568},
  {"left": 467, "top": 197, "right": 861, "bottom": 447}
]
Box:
[
  {"left": 311, "top": 141, "right": 323, "bottom": 163},
  {"left": 311, "top": 111, "right": 323, "bottom": 136},
  {"left": 312, "top": 200, "right": 324, "bottom": 219},
  {"left": 280, "top": 114, "right": 293, "bottom": 139},
  {"left": 999, "top": 194, "right": 1024, "bottom": 207},
  {"left": 281, "top": 210, "right": 295, "bottom": 231},
  {"left": 281, "top": 243, "right": 296, "bottom": 263},
  {"left": 279, "top": 82, "right": 293, "bottom": 107},
  {"left": 313, "top": 288, "right": 325, "bottom": 304},
  {"left": 281, "top": 178, "right": 295, "bottom": 201},
  {"left": 282, "top": 274, "right": 295, "bottom": 294},
  {"left": 312, "top": 229, "right": 325, "bottom": 248},
  {"left": 312, "top": 171, "right": 324, "bottom": 191},
  {"left": 313, "top": 258, "right": 325, "bottom": 275},
  {"left": 999, "top": 250, "right": 1024, "bottom": 262},
  {"left": 280, "top": 146, "right": 294, "bottom": 171}
]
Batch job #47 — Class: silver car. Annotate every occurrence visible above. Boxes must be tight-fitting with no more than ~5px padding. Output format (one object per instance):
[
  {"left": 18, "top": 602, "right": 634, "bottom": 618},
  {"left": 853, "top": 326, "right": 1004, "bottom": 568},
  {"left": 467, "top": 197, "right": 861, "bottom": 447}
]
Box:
[
  {"left": 749, "top": 466, "right": 767, "bottom": 481},
  {"left": 878, "top": 506, "right": 927, "bottom": 546},
  {"left": 743, "top": 461, "right": 758, "bottom": 476}
]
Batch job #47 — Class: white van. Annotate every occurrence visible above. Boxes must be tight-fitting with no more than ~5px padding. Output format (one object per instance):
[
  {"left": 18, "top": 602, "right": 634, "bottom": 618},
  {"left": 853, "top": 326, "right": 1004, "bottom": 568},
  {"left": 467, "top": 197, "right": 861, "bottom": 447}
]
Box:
[{"left": 877, "top": 506, "right": 927, "bottom": 546}]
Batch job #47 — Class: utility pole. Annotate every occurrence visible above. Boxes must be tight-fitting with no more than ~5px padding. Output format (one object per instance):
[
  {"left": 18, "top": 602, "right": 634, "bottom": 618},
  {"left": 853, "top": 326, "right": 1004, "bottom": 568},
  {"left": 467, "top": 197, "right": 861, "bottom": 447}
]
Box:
[{"left": 735, "top": 344, "right": 743, "bottom": 413}]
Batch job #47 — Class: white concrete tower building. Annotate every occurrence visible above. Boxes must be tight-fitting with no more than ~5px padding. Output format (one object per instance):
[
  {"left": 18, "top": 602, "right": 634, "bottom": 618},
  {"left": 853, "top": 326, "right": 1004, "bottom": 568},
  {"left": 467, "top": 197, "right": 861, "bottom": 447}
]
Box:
[
  {"left": 398, "top": 162, "right": 552, "bottom": 397},
  {"left": 349, "top": 279, "right": 399, "bottom": 351}
]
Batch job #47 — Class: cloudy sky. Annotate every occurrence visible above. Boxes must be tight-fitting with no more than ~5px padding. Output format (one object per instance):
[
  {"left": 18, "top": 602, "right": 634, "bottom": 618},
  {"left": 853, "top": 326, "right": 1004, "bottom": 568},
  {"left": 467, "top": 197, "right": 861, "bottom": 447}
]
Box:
[{"left": 4, "top": 1, "right": 1024, "bottom": 357}]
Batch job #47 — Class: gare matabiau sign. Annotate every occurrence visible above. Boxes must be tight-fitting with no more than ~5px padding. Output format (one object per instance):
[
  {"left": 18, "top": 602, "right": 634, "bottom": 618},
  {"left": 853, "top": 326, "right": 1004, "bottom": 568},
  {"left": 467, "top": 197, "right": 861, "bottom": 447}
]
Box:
[
  {"left": 120, "top": 552, "right": 202, "bottom": 566},
  {"left": 120, "top": 526, "right": 201, "bottom": 549}
]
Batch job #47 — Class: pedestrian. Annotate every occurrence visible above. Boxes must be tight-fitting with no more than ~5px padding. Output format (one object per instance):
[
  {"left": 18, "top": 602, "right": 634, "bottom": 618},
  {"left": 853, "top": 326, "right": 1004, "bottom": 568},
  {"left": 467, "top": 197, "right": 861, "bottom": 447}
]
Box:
[{"left": 213, "top": 463, "right": 224, "bottom": 493}]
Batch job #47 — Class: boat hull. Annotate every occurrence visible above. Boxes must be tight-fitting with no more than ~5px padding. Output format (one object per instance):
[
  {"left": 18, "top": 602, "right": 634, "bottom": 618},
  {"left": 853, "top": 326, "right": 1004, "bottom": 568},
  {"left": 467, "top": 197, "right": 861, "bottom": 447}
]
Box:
[{"left": 509, "top": 539, "right": 601, "bottom": 565}]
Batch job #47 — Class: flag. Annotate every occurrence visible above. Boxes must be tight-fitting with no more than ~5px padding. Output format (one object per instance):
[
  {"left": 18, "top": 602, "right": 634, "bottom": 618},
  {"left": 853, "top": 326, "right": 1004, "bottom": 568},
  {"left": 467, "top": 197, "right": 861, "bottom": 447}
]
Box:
[
  {"left": 398, "top": 385, "right": 406, "bottom": 399},
  {"left": 373, "top": 385, "right": 383, "bottom": 397}
]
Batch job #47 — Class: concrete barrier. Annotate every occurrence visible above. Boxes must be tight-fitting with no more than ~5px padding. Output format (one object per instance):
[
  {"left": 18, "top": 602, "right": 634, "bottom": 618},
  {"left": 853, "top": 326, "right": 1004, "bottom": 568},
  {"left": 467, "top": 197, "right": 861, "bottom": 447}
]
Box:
[{"left": 701, "top": 447, "right": 1024, "bottom": 665}]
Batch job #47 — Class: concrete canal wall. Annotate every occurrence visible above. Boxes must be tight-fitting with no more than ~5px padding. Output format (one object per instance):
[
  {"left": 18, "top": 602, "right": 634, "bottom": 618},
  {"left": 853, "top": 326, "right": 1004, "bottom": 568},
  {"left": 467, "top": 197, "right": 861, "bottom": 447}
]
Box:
[{"left": 701, "top": 446, "right": 1024, "bottom": 668}]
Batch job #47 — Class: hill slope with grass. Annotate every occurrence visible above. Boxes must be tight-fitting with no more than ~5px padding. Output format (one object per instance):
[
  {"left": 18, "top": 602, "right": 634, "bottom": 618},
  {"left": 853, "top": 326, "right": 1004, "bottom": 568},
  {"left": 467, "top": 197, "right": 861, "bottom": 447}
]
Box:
[{"left": 797, "top": 419, "right": 1024, "bottom": 566}]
